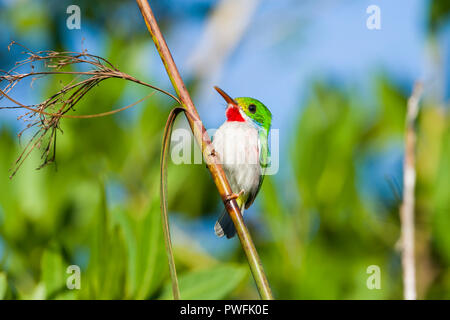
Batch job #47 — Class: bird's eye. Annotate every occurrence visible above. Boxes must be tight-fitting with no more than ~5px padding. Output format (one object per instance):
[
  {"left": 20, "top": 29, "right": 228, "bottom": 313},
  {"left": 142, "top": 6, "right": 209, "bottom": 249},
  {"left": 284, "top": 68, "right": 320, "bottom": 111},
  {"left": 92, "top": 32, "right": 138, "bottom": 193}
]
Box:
[{"left": 248, "top": 104, "right": 257, "bottom": 113}]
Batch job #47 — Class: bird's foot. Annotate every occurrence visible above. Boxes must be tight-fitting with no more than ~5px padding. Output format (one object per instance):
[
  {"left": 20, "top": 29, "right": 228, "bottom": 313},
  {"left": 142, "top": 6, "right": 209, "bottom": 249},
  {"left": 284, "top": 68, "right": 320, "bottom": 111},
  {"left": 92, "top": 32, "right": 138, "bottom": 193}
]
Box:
[{"left": 224, "top": 189, "right": 244, "bottom": 203}]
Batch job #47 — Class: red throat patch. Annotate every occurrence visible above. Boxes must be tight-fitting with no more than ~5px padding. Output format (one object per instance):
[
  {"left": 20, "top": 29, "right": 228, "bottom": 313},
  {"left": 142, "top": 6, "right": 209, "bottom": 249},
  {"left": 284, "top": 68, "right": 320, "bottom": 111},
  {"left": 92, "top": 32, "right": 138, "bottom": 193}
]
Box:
[{"left": 226, "top": 106, "right": 245, "bottom": 122}]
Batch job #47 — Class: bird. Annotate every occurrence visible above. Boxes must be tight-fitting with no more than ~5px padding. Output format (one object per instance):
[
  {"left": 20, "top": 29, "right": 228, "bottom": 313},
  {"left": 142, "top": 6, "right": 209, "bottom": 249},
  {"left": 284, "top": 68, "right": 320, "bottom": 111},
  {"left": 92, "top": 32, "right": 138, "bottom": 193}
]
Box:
[{"left": 212, "top": 86, "right": 272, "bottom": 238}]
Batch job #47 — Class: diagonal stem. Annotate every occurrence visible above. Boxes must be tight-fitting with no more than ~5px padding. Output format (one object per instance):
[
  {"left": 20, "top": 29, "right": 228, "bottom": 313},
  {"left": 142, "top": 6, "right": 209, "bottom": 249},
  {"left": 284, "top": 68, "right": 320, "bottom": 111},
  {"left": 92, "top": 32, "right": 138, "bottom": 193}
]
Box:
[{"left": 136, "top": 0, "right": 273, "bottom": 300}]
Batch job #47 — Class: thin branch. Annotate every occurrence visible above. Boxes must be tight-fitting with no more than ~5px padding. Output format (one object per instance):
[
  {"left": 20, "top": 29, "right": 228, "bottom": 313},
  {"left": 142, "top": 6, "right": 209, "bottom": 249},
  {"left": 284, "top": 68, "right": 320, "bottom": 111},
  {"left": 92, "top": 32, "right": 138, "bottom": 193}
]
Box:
[
  {"left": 0, "top": 88, "right": 155, "bottom": 119},
  {"left": 136, "top": 0, "right": 273, "bottom": 300},
  {"left": 400, "top": 81, "right": 423, "bottom": 300}
]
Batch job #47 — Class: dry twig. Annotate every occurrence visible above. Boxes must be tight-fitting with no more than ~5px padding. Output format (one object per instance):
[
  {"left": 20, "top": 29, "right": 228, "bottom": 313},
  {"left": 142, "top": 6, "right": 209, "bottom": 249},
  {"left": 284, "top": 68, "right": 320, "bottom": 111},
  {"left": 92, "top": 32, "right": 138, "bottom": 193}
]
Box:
[
  {"left": 0, "top": 42, "right": 179, "bottom": 178},
  {"left": 400, "top": 82, "right": 423, "bottom": 300}
]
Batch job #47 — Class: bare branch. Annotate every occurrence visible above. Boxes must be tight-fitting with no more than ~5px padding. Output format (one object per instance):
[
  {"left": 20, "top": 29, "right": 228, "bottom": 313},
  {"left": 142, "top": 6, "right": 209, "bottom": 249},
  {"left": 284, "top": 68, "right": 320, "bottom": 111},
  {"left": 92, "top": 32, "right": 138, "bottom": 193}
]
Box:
[
  {"left": 400, "top": 81, "right": 423, "bottom": 300},
  {"left": 136, "top": 0, "right": 273, "bottom": 300}
]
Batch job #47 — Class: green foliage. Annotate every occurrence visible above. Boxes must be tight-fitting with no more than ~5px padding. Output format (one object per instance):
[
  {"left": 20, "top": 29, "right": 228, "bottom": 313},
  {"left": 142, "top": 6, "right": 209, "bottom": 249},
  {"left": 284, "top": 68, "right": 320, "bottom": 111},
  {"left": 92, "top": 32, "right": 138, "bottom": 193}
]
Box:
[
  {"left": 0, "top": 66, "right": 449, "bottom": 301},
  {"left": 41, "top": 248, "right": 66, "bottom": 298},
  {"left": 258, "top": 77, "right": 450, "bottom": 299},
  {"left": 0, "top": 0, "right": 449, "bottom": 301},
  {"left": 429, "top": 0, "right": 450, "bottom": 32},
  {"left": 0, "top": 37, "right": 242, "bottom": 298},
  {"left": 160, "top": 264, "right": 247, "bottom": 300}
]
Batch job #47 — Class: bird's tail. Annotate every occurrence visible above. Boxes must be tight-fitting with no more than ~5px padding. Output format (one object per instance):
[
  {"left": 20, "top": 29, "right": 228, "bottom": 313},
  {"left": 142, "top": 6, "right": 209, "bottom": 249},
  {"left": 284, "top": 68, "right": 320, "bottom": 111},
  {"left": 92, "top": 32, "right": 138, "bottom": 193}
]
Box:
[
  {"left": 214, "top": 209, "right": 236, "bottom": 238},
  {"left": 214, "top": 198, "right": 245, "bottom": 239}
]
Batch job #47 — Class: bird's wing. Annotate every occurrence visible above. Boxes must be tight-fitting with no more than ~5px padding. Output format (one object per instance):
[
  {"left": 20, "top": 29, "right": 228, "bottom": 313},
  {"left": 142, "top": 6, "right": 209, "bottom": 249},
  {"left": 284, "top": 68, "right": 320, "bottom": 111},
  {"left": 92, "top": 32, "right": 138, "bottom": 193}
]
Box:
[{"left": 245, "top": 129, "right": 270, "bottom": 209}]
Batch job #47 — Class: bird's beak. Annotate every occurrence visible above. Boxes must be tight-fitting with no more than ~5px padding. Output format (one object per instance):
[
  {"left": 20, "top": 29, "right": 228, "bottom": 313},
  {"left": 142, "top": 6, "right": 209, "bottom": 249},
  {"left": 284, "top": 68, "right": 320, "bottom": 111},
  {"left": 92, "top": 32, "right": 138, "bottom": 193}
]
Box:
[{"left": 214, "top": 86, "right": 238, "bottom": 107}]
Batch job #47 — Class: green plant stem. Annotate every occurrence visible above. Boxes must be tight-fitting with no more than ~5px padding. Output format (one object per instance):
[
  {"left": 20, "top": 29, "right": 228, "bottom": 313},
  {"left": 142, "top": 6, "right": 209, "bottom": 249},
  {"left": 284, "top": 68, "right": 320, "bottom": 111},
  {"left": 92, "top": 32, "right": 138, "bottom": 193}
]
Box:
[{"left": 136, "top": 0, "right": 273, "bottom": 300}]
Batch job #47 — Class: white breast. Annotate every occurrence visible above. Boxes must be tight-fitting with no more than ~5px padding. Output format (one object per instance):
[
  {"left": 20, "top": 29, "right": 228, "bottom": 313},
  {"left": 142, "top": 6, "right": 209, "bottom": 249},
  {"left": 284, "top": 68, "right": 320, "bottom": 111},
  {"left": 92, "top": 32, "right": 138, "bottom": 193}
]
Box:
[{"left": 212, "top": 121, "right": 261, "bottom": 207}]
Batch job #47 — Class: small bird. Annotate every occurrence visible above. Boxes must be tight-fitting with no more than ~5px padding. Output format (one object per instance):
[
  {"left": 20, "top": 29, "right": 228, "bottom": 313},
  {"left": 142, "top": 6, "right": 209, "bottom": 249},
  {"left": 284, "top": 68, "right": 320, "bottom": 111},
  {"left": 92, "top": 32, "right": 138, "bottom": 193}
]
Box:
[{"left": 212, "top": 86, "right": 272, "bottom": 238}]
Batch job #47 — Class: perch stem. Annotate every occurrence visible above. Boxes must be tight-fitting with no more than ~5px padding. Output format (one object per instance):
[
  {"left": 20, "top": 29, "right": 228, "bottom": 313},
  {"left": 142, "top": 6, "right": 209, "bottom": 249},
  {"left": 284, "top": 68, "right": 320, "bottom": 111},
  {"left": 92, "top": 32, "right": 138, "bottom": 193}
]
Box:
[{"left": 136, "top": 0, "right": 273, "bottom": 300}]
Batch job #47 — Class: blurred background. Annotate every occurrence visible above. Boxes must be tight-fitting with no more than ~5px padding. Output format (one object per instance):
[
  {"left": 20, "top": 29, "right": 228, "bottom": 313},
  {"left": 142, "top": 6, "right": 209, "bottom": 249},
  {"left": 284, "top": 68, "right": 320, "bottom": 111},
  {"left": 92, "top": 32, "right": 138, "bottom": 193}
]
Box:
[{"left": 0, "top": 0, "right": 449, "bottom": 299}]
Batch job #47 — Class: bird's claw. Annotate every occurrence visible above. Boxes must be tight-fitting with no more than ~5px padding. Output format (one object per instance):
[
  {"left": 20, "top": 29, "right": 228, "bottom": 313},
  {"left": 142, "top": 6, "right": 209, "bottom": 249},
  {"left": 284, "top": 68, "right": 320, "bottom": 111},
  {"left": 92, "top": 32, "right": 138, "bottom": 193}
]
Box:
[{"left": 224, "top": 189, "right": 244, "bottom": 203}]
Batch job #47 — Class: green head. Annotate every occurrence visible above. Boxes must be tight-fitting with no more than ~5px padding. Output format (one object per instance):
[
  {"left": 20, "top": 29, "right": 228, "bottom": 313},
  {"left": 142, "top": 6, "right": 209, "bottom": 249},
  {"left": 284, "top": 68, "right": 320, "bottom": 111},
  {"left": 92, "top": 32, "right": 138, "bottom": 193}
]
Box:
[
  {"left": 214, "top": 86, "right": 272, "bottom": 132},
  {"left": 235, "top": 97, "right": 272, "bottom": 131}
]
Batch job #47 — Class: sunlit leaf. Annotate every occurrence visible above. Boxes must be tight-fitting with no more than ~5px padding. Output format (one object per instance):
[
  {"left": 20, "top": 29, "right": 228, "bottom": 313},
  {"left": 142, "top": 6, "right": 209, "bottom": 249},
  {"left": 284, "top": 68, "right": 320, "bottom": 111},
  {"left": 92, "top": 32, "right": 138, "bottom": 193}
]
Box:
[
  {"left": 0, "top": 272, "right": 7, "bottom": 299},
  {"left": 160, "top": 264, "right": 247, "bottom": 300},
  {"left": 41, "top": 248, "right": 66, "bottom": 299}
]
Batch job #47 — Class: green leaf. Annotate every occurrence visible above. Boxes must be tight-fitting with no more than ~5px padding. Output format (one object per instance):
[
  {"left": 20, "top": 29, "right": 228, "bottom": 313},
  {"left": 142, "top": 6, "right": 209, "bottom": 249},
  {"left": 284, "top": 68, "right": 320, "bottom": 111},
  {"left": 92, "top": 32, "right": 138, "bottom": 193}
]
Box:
[
  {"left": 41, "top": 249, "right": 65, "bottom": 299},
  {"left": 111, "top": 197, "right": 166, "bottom": 299},
  {"left": 135, "top": 197, "right": 167, "bottom": 299},
  {"left": 82, "top": 181, "right": 127, "bottom": 299},
  {"left": 160, "top": 264, "right": 247, "bottom": 300},
  {"left": 0, "top": 272, "right": 7, "bottom": 299}
]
